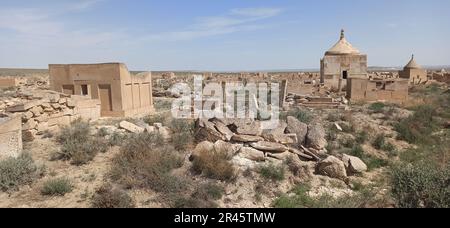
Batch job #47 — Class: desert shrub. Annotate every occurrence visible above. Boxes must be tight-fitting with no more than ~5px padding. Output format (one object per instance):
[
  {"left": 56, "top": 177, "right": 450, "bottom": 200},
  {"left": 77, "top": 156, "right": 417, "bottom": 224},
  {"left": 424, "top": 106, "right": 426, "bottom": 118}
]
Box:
[
  {"left": 192, "top": 182, "right": 224, "bottom": 201},
  {"left": 273, "top": 184, "right": 379, "bottom": 208},
  {"left": 356, "top": 131, "right": 369, "bottom": 144},
  {"left": 340, "top": 137, "right": 356, "bottom": 149},
  {"left": 395, "top": 105, "right": 437, "bottom": 144},
  {"left": 170, "top": 195, "right": 218, "bottom": 208},
  {"left": 365, "top": 157, "right": 389, "bottom": 171},
  {"left": 143, "top": 114, "right": 168, "bottom": 126},
  {"left": 53, "top": 119, "right": 109, "bottom": 165},
  {"left": 282, "top": 108, "right": 313, "bottom": 123},
  {"left": 192, "top": 148, "right": 236, "bottom": 182},
  {"left": 170, "top": 119, "right": 194, "bottom": 150},
  {"left": 154, "top": 100, "right": 173, "bottom": 111},
  {"left": 341, "top": 122, "right": 355, "bottom": 133},
  {"left": 0, "top": 153, "right": 45, "bottom": 192},
  {"left": 110, "top": 133, "right": 185, "bottom": 193},
  {"left": 108, "top": 132, "right": 128, "bottom": 147},
  {"left": 41, "top": 178, "right": 73, "bottom": 196},
  {"left": 349, "top": 145, "right": 364, "bottom": 158},
  {"left": 327, "top": 113, "right": 342, "bottom": 122},
  {"left": 91, "top": 184, "right": 135, "bottom": 208},
  {"left": 373, "top": 134, "right": 386, "bottom": 150},
  {"left": 346, "top": 145, "right": 388, "bottom": 171},
  {"left": 258, "top": 164, "right": 285, "bottom": 182},
  {"left": 391, "top": 163, "right": 450, "bottom": 208},
  {"left": 369, "top": 102, "right": 386, "bottom": 113}
]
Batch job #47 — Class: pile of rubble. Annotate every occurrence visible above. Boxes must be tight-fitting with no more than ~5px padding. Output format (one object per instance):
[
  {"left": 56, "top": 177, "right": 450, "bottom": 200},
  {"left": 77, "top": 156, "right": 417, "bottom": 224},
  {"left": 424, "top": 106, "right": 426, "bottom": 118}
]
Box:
[
  {"left": 285, "top": 94, "right": 348, "bottom": 110},
  {"left": 2, "top": 89, "right": 101, "bottom": 141},
  {"left": 193, "top": 117, "right": 367, "bottom": 181}
]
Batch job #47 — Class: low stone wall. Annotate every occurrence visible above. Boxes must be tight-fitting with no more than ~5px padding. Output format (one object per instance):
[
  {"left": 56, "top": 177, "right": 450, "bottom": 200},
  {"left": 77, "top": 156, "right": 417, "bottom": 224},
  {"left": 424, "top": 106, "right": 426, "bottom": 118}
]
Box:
[
  {"left": 5, "top": 91, "right": 101, "bottom": 141},
  {"left": 0, "top": 116, "right": 22, "bottom": 160},
  {"left": 0, "top": 78, "right": 20, "bottom": 88}
]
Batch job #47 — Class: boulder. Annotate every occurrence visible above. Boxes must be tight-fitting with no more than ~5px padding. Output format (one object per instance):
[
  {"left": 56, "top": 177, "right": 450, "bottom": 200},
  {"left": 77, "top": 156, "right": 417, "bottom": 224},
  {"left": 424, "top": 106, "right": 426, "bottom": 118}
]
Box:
[
  {"left": 238, "top": 147, "right": 265, "bottom": 162},
  {"left": 286, "top": 116, "right": 308, "bottom": 145},
  {"left": 306, "top": 123, "right": 327, "bottom": 150},
  {"left": 212, "top": 120, "right": 234, "bottom": 141},
  {"left": 267, "top": 152, "right": 293, "bottom": 161},
  {"left": 195, "top": 119, "right": 227, "bottom": 142},
  {"left": 214, "top": 140, "right": 242, "bottom": 157},
  {"left": 231, "top": 134, "right": 264, "bottom": 143},
  {"left": 342, "top": 154, "right": 367, "bottom": 174},
  {"left": 250, "top": 141, "right": 287, "bottom": 153},
  {"left": 235, "top": 120, "right": 262, "bottom": 136},
  {"left": 119, "top": 121, "right": 145, "bottom": 133},
  {"left": 317, "top": 156, "right": 347, "bottom": 180}
]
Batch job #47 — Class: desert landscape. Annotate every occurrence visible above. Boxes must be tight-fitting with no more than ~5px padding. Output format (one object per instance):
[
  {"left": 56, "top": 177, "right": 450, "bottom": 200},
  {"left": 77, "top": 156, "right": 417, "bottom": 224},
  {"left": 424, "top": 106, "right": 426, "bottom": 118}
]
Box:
[
  {"left": 0, "top": 54, "right": 449, "bottom": 208},
  {"left": 0, "top": 1, "right": 449, "bottom": 210}
]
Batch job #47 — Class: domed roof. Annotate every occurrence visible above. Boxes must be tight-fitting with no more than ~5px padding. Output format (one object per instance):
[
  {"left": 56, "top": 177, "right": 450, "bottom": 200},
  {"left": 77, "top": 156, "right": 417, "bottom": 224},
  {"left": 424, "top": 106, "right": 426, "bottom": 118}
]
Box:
[
  {"left": 404, "top": 55, "right": 422, "bottom": 69},
  {"left": 325, "top": 30, "right": 361, "bottom": 56}
]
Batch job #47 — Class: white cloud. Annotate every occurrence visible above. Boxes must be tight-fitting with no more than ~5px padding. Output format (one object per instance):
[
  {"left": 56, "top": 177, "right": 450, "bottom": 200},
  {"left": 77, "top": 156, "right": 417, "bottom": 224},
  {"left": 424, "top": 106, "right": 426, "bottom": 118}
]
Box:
[{"left": 146, "top": 7, "right": 283, "bottom": 42}]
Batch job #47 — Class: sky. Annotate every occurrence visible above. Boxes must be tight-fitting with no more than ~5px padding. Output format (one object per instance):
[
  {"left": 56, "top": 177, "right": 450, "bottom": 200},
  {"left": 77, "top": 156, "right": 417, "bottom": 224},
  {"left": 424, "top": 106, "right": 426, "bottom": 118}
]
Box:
[{"left": 0, "top": 0, "right": 449, "bottom": 71}]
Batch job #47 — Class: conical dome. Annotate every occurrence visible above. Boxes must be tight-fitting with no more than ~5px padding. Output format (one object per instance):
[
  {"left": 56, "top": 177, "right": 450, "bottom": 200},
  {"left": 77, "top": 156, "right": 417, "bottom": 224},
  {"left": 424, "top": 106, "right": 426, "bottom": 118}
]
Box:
[
  {"left": 325, "top": 29, "right": 361, "bottom": 56},
  {"left": 404, "top": 55, "right": 422, "bottom": 69}
]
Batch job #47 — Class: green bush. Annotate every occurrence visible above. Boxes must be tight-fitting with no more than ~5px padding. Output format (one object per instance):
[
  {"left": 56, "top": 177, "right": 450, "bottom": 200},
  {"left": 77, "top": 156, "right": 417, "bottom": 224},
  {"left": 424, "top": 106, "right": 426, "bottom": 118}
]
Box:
[
  {"left": 391, "top": 163, "right": 450, "bottom": 208},
  {"left": 170, "top": 119, "right": 194, "bottom": 150},
  {"left": 369, "top": 102, "right": 386, "bottom": 113},
  {"left": 0, "top": 153, "right": 45, "bottom": 192},
  {"left": 258, "top": 164, "right": 285, "bottom": 182},
  {"left": 349, "top": 145, "right": 364, "bottom": 158},
  {"left": 192, "top": 148, "right": 236, "bottom": 182},
  {"left": 273, "top": 184, "right": 374, "bottom": 208},
  {"left": 54, "top": 119, "right": 109, "bottom": 165},
  {"left": 41, "top": 178, "right": 73, "bottom": 196},
  {"left": 356, "top": 131, "right": 369, "bottom": 144},
  {"left": 394, "top": 105, "right": 437, "bottom": 144},
  {"left": 110, "top": 133, "right": 185, "bottom": 193},
  {"left": 91, "top": 184, "right": 135, "bottom": 208},
  {"left": 282, "top": 108, "right": 313, "bottom": 123},
  {"left": 373, "top": 134, "right": 386, "bottom": 150}
]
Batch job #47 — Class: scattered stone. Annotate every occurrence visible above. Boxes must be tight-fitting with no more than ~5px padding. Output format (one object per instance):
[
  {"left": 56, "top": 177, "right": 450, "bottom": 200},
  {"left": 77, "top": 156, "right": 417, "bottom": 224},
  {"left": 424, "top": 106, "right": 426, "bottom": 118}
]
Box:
[
  {"left": 286, "top": 116, "right": 308, "bottom": 145},
  {"left": 195, "top": 119, "right": 227, "bottom": 142},
  {"left": 235, "top": 120, "right": 262, "bottom": 136},
  {"left": 334, "top": 123, "right": 343, "bottom": 131},
  {"left": 238, "top": 147, "right": 265, "bottom": 162},
  {"left": 212, "top": 120, "right": 234, "bottom": 141},
  {"left": 158, "top": 126, "right": 172, "bottom": 140},
  {"left": 317, "top": 156, "right": 347, "bottom": 180},
  {"left": 23, "top": 119, "right": 37, "bottom": 130},
  {"left": 30, "top": 106, "right": 43, "bottom": 117},
  {"left": 119, "top": 121, "right": 145, "bottom": 133},
  {"left": 231, "top": 134, "right": 264, "bottom": 143},
  {"left": 306, "top": 123, "right": 327, "bottom": 150},
  {"left": 22, "top": 111, "right": 33, "bottom": 121},
  {"left": 342, "top": 154, "right": 368, "bottom": 174},
  {"left": 51, "top": 103, "right": 61, "bottom": 109},
  {"left": 145, "top": 126, "right": 155, "bottom": 133},
  {"left": 250, "top": 141, "right": 287, "bottom": 153}
]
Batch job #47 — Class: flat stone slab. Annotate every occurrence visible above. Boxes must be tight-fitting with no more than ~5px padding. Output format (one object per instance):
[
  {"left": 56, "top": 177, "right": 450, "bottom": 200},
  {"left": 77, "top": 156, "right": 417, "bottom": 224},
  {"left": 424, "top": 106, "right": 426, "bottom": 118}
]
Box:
[{"left": 250, "top": 141, "right": 287, "bottom": 153}]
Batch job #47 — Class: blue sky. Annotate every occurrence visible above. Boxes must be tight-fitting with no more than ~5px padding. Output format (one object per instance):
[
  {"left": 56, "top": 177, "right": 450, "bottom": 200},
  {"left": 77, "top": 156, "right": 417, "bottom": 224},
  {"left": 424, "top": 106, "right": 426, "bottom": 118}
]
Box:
[{"left": 0, "top": 0, "right": 449, "bottom": 71}]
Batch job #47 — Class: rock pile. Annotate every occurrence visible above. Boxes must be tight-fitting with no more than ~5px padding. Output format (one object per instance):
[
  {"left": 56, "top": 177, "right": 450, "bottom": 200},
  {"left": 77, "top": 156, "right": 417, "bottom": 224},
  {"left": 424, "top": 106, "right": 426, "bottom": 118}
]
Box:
[{"left": 193, "top": 117, "right": 368, "bottom": 181}]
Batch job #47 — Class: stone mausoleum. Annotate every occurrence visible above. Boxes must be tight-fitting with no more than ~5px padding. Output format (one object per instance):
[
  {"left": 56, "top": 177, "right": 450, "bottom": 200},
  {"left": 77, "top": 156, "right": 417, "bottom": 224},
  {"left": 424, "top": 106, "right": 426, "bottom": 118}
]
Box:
[
  {"left": 399, "top": 55, "right": 428, "bottom": 85},
  {"left": 49, "top": 63, "right": 154, "bottom": 117},
  {"left": 320, "top": 30, "right": 368, "bottom": 91}
]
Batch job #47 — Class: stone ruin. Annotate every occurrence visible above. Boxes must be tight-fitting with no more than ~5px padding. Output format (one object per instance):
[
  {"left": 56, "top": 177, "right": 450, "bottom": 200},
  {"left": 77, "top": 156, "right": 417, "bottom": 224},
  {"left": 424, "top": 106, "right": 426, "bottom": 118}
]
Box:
[
  {"left": 49, "top": 63, "right": 154, "bottom": 117},
  {"left": 0, "top": 116, "right": 22, "bottom": 160},
  {"left": 4, "top": 89, "right": 101, "bottom": 142}
]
